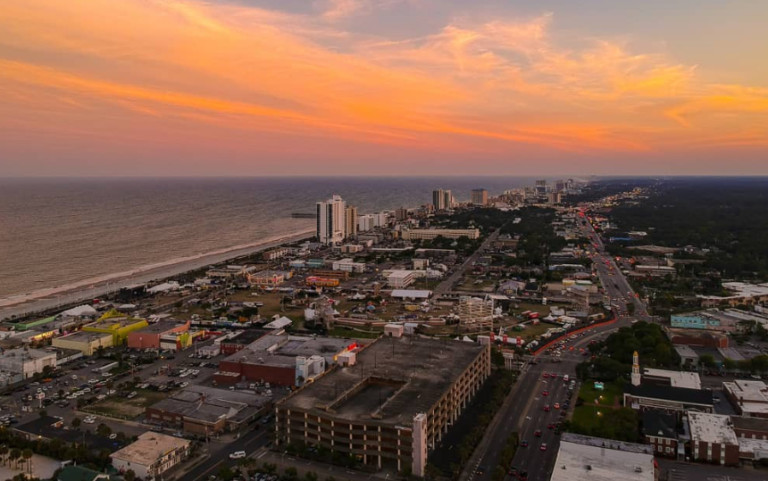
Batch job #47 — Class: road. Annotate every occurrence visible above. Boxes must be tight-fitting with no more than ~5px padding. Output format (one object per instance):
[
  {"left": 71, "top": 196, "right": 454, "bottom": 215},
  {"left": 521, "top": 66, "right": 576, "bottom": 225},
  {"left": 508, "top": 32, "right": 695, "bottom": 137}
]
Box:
[
  {"left": 183, "top": 425, "right": 272, "bottom": 481},
  {"left": 462, "top": 209, "right": 653, "bottom": 481},
  {"left": 433, "top": 229, "right": 501, "bottom": 297}
]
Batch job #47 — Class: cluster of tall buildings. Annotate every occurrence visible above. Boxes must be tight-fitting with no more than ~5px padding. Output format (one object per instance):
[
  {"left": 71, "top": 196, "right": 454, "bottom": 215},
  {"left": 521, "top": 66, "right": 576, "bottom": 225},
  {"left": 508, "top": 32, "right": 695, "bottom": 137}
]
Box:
[
  {"left": 316, "top": 194, "right": 358, "bottom": 245},
  {"left": 431, "top": 189, "right": 455, "bottom": 210},
  {"left": 431, "top": 188, "right": 489, "bottom": 210}
]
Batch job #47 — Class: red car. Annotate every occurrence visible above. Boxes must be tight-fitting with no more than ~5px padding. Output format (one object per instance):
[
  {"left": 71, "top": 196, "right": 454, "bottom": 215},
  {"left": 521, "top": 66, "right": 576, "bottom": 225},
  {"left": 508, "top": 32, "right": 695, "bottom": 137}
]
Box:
[
  {"left": 542, "top": 390, "right": 549, "bottom": 396},
  {"left": 542, "top": 372, "right": 550, "bottom": 378},
  {"left": 554, "top": 403, "right": 560, "bottom": 410},
  {"left": 534, "top": 430, "right": 542, "bottom": 437},
  {"left": 543, "top": 405, "right": 550, "bottom": 412},
  {"left": 547, "top": 423, "right": 555, "bottom": 430}
]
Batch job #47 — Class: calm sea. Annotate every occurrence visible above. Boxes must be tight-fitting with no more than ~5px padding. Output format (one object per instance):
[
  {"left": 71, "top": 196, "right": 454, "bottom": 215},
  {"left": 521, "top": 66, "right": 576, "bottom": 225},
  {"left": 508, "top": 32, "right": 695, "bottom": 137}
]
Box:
[{"left": 0, "top": 177, "right": 539, "bottom": 298}]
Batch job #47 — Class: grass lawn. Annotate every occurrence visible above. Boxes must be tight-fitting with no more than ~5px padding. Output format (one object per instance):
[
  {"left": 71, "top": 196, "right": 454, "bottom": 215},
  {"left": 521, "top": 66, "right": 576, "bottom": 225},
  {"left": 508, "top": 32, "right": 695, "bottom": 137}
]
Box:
[
  {"left": 518, "top": 323, "right": 551, "bottom": 340},
  {"left": 510, "top": 302, "right": 550, "bottom": 317},
  {"left": 85, "top": 389, "right": 169, "bottom": 420},
  {"left": 578, "top": 381, "right": 624, "bottom": 407},
  {"left": 571, "top": 405, "right": 604, "bottom": 430},
  {"left": 458, "top": 276, "right": 496, "bottom": 291}
]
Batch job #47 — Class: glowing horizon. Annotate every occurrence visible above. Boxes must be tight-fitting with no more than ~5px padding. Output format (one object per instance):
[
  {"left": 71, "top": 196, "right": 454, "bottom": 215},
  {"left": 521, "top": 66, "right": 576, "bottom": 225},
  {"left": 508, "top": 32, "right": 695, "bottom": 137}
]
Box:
[{"left": 1, "top": 0, "right": 766, "bottom": 176}]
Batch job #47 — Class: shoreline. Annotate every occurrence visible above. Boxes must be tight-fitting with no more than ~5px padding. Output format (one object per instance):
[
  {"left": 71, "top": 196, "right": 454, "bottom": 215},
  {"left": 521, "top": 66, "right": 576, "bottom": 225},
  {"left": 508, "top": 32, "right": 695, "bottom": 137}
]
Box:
[{"left": 0, "top": 229, "right": 314, "bottom": 321}]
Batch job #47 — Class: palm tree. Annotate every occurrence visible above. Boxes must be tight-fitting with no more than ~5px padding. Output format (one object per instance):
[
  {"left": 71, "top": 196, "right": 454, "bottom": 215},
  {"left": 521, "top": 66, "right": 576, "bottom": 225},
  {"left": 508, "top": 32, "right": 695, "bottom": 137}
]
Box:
[
  {"left": 0, "top": 445, "right": 8, "bottom": 467},
  {"left": 22, "top": 449, "right": 33, "bottom": 475},
  {"left": 9, "top": 448, "right": 20, "bottom": 470}
]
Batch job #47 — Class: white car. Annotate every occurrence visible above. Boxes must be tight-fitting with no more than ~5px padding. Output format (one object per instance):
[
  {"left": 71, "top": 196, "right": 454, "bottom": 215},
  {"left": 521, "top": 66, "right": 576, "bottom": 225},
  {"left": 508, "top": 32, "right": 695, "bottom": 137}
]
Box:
[
  {"left": 83, "top": 417, "right": 96, "bottom": 424},
  {"left": 229, "top": 451, "right": 246, "bottom": 460}
]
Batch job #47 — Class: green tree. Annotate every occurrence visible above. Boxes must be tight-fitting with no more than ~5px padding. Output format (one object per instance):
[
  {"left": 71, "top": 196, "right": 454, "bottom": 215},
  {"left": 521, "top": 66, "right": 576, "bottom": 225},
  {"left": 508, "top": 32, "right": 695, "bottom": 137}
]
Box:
[
  {"left": 124, "top": 470, "right": 136, "bottom": 481},
  {"left": 283, "top": 467, "right": 298, "bottom": 481},
  {"left": 304, "top": 471, "right": 318, "bottom": 481},
  {"left": 22, "top": 449, "right": 33, "bottom": 475},
  {"left": 71, "top": 417, "right": 81, "bottom": 429}
]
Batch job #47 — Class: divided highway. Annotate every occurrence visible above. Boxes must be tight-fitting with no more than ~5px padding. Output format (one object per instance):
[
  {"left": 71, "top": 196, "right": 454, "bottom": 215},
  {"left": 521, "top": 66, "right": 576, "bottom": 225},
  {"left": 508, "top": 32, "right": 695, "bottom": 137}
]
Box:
[{"left": 462, "top": 211, "right": 651, "bottom": 481}]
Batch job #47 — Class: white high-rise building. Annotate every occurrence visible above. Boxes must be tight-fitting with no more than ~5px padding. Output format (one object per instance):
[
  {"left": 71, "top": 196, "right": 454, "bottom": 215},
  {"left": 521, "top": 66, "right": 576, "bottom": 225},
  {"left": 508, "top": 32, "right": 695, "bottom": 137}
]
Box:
[{"left": 317, "top": 195, "right": 346, "bottom": 245}]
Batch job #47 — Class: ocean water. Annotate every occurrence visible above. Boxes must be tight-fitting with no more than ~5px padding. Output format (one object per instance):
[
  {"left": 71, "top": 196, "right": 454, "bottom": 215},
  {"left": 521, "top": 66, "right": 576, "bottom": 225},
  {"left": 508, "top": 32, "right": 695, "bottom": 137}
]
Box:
[{"left": 0, "top": 177, "right": 537, "bottom": 299}]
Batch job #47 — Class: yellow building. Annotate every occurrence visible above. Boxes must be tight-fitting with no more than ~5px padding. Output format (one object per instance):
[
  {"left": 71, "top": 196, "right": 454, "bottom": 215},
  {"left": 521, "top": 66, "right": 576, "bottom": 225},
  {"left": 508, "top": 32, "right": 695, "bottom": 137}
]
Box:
[
  {"left": 82, "top": 310, "right": 148, "bottom": 345},
  {"left": 52, "top": 331, "right": 113, "bottom": 356}
]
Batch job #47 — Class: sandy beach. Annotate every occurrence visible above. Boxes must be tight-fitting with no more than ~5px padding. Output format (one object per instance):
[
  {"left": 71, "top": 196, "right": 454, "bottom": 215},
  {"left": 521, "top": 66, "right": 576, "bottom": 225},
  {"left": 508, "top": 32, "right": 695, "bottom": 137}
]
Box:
[{"left": 0, "top": 229, "right": 314, "bottom": 321}]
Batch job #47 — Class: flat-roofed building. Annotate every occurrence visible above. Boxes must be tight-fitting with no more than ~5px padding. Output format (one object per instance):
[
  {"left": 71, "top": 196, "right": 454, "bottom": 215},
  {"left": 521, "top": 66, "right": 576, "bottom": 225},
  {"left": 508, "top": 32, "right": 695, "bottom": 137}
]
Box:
[
  {"left": 126, "top": 320, "right": 190, "bottom": 350},
  {"left": 687, "top": 411, "right": 739, "bottom": 465},
  {"left": 247, "top": 269, "right": 293, "bottom": 287},
  {"left": 723, "top": 379, "right": 768, "bottom": 418},
  {"left": 215, "top": 334, "right": 352, "bottom": 386},
  {"left": 0, "top": 347, "right": 57, "bottom": 379},
  {"left": 624, "top": 384, "right": 713, "bottom": 414},
  {"left": 399, "top": 228, "right": 480, "bottom": 241},
  {"left": 52, "top": 331, "right": 113, "bottom": 356},
  {"left": 82, "top": 314, "right": 148, "bottom": 345},
  {"left": 550, "top": 433, "right": 656, "bottom": 481},
  {"left": 110, "top": 432, "right": 190, "bottom": 480},
  {"left": 275, "top": 336, "right": 491, "bottom": 477},
  {"left": 146, "top": 385, "right": 270, "bottom": 435},
  {"left": 642, "top": 368, "right": 701, "bottom": 390},
  {"left": 385, "top": 270, "right": 418, "bottom": 289}
]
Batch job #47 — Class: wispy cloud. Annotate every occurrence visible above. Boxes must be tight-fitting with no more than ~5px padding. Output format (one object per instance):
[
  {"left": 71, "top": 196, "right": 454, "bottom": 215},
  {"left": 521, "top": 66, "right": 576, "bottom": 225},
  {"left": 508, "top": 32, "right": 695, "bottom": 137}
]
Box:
[{"left": 0, "top": 0, "right": 766, "bottom": 175}]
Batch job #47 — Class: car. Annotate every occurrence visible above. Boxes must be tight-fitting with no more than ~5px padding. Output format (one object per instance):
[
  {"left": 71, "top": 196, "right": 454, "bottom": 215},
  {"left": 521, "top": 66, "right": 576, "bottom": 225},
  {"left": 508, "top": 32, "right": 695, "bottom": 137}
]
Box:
[
  {"left": 547, "top": 423, "right": 555, "bottom": 430},
  {"left": 229, "top": 451, "right": 246, "bottom": 460},
  {"left": 542, "top": 372, "right": 549, "bottom": 378},
  {"left": 83, "top": 417, "right": 96, "bottom": 424},
  {"left": 554, "top": 403, "right": 560, "bottom": 409},
  {"left": 534, "top": 430, "right": 542, "bottom": 437},
  {"left": 109, "top": 433, "right": 117, "bottom": 440},
  {"left": 540, "top": 443, "right": 548, "bottom": 451},
  {"left": 519, "top": 440, "right": 529, "bottom": 447},
  {"left": 543, "top": 405, "right": 550, "bottom": 412},
  {"left": 542, "top": 390, "right": 549, "bottom": 396}
]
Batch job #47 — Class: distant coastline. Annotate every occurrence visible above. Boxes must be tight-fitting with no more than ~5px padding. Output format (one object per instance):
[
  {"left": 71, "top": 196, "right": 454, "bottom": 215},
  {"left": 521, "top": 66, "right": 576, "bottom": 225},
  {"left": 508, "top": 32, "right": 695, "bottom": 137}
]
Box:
[{"left": 0, "top": 229, "right": 314, "bottom": 321}]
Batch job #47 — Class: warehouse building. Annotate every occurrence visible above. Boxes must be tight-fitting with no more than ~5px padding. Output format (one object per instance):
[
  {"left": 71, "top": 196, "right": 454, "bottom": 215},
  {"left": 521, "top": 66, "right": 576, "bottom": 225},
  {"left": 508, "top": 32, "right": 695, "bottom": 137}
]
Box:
[
  {"left": 275, "top": 336, "right": 491, "bottom": 477},
  {"left": 550, "top": 433, "right": 656, "bottom": 481},
  {"left": 0, "top": 347, "right": 57, "bottom": 379},
  {"left": 126, "top": 320, "right": 191, "bottom": 350},
  {"left": 723, "top": 379, "right": 768, "bottom": 418},
  {"left": 146, "top": 385, "right": 270, "bottom": 435},
  {"left": 52, "top": 331, "right": 113, "bottom": 356},
  {"left": 215, "top": 334, "right": 352, "bottom": 386}
]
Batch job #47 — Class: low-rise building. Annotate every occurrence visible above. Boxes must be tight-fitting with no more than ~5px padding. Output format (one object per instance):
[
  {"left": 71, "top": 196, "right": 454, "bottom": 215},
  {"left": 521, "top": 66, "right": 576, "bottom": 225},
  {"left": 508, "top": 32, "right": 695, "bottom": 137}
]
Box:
[
  {"left": 687, "top": 411, "right": 739, "bottom": 465},
  {"left": 698, "top": 282, "right": 768, "bottom": 308},
  {"left": 126, "top": 321, "right": 190, "bottom": 350},
  {"left": 624, "top": 384, "right": 713, "bottom": 414},
  {"left": 386, "top": 270, "right": 418, "bottom": 288},
  {"left": 641, "top": 410, "right": 679, "bottom": 458},
  {"left": 215, "top": 334, "right": 352, "bottom": 386},
  {"left": 550, "top": 433, "right": 656, "bottom": 481},
  {"left": 247, "top": 269, "right": 293, "bottom": 287},
  {"left": 146, "top": 385, "right": 270, "bottom": 435},
  {"left": 263, "top": 247, "right": 289, "bottom": 261},
  {"left": 399, "top": 228, "right": 480, "bottom": 241},
  {"left": 219, "top": 329, "right": 267, "bottom": 356},
  {"left": 110, "top": 432, "right": 190, "bottom": 480},
  {"left": 723, "top": 379, "right": 768, "bottom": 418},
  {"left": 641, "top": 368, "right": 701, "bottom": 390},
  {"left": 82, "top": 312, "right": 148, "bottom": 346},
  {"left": 52, "top": 331, "right": 113, "bottom": 356},
  {"left": 0, "top": 347, "right": 57, "bottom": 379},
  {"left": 332, "top": 258, "right": 365, "bottom": 273}
]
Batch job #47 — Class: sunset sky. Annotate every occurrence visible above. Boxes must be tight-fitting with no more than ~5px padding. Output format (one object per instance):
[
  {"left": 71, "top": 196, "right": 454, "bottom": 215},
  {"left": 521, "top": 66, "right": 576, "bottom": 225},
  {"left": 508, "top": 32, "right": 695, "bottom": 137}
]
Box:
[{"left": 1, "top": 0, "right": 767, "bottom": 176}]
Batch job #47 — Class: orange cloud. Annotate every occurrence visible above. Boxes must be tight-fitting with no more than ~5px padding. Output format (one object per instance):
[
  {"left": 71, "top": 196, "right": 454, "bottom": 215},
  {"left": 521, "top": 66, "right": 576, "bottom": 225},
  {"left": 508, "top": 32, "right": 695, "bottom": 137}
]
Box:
[{"left": 0, "top": 0, "right": 766, "bottom": 172}]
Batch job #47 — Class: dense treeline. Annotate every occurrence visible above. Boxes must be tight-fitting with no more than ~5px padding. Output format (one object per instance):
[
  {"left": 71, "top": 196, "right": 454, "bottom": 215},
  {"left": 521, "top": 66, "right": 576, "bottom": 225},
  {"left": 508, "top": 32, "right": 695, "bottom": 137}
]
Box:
[
  {"left": 501, "top": 207, "right": 566, "bottom": 266},
  {"left": 577, "top": 322, "right": 679, "bottom": 381},
  {"left": 607, "top": 178, "right": 768, "bottom": 278},
  {"left": 567, "top": 178, "right": 657, "bottom": 204}
]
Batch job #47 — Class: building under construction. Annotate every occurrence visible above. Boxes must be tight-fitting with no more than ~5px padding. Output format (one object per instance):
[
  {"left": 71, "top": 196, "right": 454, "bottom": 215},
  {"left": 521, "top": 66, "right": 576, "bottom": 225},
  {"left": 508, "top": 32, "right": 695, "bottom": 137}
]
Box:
[
  {"left": 457, "top": 296, "right": 495, "bottom": 329},
  {"left": 275, "top": 336, "right": 491, "bottom": 477}
]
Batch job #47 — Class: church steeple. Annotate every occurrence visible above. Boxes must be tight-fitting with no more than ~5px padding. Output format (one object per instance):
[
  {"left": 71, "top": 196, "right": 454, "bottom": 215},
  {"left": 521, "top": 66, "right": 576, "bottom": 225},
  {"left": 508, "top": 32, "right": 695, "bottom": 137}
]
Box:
[{"left": 631, "top": 350, "right": 641, "bottom": 386}]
